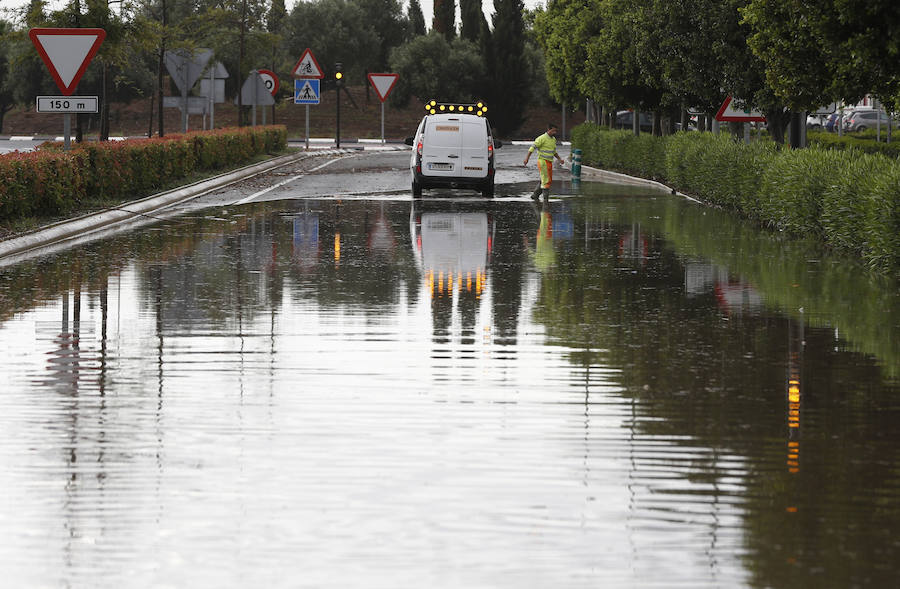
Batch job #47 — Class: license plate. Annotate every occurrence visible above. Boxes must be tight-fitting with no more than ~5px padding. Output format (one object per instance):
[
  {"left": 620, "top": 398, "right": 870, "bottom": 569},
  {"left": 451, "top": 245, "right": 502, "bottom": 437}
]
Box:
[{"left": 428, "top": 162, "right": 452, "bottom": 171}]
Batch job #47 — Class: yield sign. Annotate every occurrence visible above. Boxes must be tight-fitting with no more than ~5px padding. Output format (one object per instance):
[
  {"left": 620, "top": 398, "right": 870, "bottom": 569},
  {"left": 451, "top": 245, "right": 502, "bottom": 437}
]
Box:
[
  {"left": 29, "top": 28, "right": 106, "bottom": 95},
  {"left": 367, "top": 73, "right": 399, "bottom": 103},
  {"left": 715, "top": 96, "right": 766, "bottom": 122},
  {"left": 291, "top": 48, "right": 323, "bottom": 79}
]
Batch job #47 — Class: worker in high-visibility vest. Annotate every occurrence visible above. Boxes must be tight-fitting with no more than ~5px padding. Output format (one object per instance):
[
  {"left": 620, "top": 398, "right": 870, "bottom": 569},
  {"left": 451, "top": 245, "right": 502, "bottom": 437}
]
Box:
[{"left": 523, "top": 123, "right": 566, "bottom": 201}]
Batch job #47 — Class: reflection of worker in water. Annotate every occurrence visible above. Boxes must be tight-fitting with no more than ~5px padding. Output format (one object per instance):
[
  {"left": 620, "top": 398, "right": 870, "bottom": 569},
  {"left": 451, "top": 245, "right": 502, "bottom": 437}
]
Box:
[
  {"left": 523, "top": 123, "right": 566, "bottom": 202},
  {"left": 532, "top": 201, "right": 556, "bottom": 271}
]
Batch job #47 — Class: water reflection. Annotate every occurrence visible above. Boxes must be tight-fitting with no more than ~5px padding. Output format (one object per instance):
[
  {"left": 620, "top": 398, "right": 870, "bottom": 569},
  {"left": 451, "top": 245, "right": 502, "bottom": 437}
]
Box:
[{"left": 0, "top": 188, "right": 898, "bottom": 587}]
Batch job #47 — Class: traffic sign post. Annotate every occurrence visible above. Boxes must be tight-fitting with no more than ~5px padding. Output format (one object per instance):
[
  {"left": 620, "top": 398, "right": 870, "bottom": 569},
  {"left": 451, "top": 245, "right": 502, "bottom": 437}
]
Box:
[
  {"left": 29, "top": 27, "right": 106, "bottom": 150},
  {"left": 165, "top": 48, "right": 213, "bottom": 133},
  {"left": 291, "top": 48, "right": 324, "bottom": 80},
  {"left": 367, "top": 73, "right": 399, "bottom": 145},
  {"left": 292, "top": 48, "right": 324, "bottom": 149},
  {"left": 716, "top": 96, "right": 766, "bottom": 145}
]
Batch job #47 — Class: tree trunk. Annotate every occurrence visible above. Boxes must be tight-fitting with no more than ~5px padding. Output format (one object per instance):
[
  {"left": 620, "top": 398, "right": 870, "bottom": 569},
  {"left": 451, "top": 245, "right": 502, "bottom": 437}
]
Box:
[
  {"left": 765, "top": 108, "right": 790, "bottom": 145},
  {"left": 100, "top": 61, "right": 109, "bottom": 141}
]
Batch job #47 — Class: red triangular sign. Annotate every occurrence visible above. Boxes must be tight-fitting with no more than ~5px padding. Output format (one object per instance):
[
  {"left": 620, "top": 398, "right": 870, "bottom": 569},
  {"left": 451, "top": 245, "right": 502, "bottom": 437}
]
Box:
[
  {"left": 292, "top": 48, "right": 323, "bottom": 79},
  {"left": 29, "top": 28, "right": 106, "bottom": 96},
  {"left": 367, "top": 73, "right": 399, "bottom": 103}
]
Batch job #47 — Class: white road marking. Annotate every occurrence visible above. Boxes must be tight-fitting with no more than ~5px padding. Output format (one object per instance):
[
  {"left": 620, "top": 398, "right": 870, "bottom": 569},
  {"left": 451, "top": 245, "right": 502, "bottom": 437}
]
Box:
[{"left": 233, "top": 157, "right": 345, "bottom": 205}]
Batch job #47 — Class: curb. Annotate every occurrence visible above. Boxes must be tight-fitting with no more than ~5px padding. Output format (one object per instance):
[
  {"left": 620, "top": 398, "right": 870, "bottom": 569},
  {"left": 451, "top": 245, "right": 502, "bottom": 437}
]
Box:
[
  {"left": 0, "top": 148, "right": 354, "bottom": 263},
  {"left": 580, "top": 164, "right": 700, "bottom": 203}
]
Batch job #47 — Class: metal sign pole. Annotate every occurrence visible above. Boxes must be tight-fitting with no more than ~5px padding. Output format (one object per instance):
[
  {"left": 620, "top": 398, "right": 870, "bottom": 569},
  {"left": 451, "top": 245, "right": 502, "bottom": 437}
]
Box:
[
  {"left": 209, "top": 66, "right": 215, "bottom": 130},
  {"left": 381, "top": 102, "right": 385, "bottom": 145},
  {"left": 305, "top": 104, "right": 310, "bottom": 150},
  {"left": 63, "top": 113, "right": 71, "bottom": 150},
  {"left": 181, "top": 71, "right": 189, "bottom": 133}
]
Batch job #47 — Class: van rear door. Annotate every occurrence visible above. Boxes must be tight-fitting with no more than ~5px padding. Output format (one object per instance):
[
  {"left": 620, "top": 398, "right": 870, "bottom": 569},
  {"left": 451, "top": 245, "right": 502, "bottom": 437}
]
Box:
[
  {"left": 459, "top": 118, "right": 489, "bottom": 180},
  {"left": 422, "top": 118, "right": 462, "bottom": 178}
]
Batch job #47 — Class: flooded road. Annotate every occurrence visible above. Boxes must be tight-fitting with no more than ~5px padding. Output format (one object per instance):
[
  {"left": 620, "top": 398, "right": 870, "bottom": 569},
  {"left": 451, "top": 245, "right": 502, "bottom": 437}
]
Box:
[{"left": 1, "top": 151, "right": 899, "bottom": 588}]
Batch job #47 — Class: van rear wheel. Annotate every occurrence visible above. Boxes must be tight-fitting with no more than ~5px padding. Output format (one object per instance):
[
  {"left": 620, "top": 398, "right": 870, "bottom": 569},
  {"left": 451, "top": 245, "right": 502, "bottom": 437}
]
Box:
[
  {"left": 482, "top": 182, "right": 494, "bottom": 198},
  {"left": 412, "top": 180, "right": 422, "bottom": 198}
]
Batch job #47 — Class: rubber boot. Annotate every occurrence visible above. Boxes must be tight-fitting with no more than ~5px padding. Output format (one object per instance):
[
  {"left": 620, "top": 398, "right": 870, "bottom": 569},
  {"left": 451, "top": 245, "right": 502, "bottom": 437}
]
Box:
[
  {"left": 531, "top": 185, "right": 542, "bottom": 201},
  {"left": 541, "top": 188, "right": 550, "bottom": 202}
]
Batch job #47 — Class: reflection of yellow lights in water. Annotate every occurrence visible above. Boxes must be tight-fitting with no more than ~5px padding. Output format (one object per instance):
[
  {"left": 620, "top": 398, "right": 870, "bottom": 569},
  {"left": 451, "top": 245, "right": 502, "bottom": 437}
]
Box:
[
  {"left": 787, "top": 441, "right": 800, "bottom": 474},
  {"left": 788, "top": 379, "right": 800, "bottom": 429},
  {"left": 426, "top": 268, "right": 485, "bottom": 298},
  {"left": 334, "top": 233, "right": 341, "bottom": 264}
]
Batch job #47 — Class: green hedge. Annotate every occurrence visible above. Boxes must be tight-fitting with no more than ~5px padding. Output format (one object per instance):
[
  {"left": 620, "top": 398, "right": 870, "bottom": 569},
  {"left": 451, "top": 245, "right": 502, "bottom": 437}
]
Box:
[
  {"left": 571, "top": 123, "right": 900, "bottom": 272},
  {"left": 808, "top": 130, "right": 900, "bottom": 158},
  {"left": 0, "top": 125, "right": 287, "bottom": 220}
]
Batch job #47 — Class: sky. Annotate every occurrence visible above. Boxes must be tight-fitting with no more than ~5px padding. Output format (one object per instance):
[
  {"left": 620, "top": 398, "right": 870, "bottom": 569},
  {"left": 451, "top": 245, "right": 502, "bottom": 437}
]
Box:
[{"left": 2, "top": 0, "right": 549, "bottom": 28}]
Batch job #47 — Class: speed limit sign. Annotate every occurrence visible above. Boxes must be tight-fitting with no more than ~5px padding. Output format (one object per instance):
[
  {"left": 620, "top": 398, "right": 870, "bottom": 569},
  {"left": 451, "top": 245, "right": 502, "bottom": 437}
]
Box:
[{"left": 257, "top": 69, "right": 279, "bottom": 96}]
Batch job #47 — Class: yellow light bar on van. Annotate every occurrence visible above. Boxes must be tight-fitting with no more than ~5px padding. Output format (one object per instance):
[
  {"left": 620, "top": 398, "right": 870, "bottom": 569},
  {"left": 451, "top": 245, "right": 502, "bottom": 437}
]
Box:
[{"left": 425, "top": 100, "right": 488, "bottom": 117}]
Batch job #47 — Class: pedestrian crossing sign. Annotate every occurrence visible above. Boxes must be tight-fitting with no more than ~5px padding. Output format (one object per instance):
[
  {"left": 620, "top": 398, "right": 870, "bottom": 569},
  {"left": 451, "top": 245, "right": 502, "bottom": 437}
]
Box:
[{"left": 294, "top": 79, "right": 320, "bottom": 105}]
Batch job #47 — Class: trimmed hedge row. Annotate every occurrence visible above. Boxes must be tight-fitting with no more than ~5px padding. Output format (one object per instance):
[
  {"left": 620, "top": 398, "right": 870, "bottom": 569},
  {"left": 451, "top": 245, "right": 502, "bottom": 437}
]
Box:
[
  {"left": 571, "top": 124, "right": 900, "bottom": 272},
  {"left": 0, "top": 125, "right": 287, "bottom": 220},
  {"left": 808, "top": 131, "right": 900, "bottom": 158}
]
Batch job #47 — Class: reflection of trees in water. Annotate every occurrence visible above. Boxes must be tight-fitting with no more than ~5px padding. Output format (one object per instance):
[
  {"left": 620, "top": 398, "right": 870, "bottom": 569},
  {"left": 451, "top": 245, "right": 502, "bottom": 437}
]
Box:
[{"left": 531, "top": 195, "right": 900, "bottom": 588}]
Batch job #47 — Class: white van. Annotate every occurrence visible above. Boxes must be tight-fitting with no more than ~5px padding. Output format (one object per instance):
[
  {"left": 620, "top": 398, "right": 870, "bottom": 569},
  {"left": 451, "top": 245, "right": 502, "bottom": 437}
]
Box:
[{"left": 405, "top": 104, "right": 501, "bottom": 198}]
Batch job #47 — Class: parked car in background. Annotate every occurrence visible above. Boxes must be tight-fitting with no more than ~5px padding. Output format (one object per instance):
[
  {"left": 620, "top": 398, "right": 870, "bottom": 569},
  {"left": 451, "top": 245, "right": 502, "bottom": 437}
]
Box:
[
  {"left": 842, "top": 109, "right": 894, "bottom": 132},
  {"left": 806, "top": 113, "right": 829, "bottom": 130},
  {"left": 614, "top": 110, "right": 654, "bottom": 133}
]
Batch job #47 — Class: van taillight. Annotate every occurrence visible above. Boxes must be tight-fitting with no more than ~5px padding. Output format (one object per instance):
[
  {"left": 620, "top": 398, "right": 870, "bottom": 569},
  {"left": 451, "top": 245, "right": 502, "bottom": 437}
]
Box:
[
  {"left": 488, "top": 140, "right": 494, "bottom": 158},
  {"left": 416, "top": 136, "right": 423, "bottom": 156}
]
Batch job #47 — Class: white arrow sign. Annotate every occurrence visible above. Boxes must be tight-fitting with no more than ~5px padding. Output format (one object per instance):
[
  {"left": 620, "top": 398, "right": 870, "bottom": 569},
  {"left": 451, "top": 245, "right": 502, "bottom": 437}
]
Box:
[
  {"left": 29, "top": 28, "right": 106, "bottom": 95},
  {"left": 367, "top": 73, "right": 399, "bottom": 103}
]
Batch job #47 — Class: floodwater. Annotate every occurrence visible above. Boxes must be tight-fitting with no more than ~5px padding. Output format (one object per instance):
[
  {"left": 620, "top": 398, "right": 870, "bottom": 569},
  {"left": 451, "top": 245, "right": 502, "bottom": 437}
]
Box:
[{"left": 0, "top": 182, "right": 898, "bottom": 588}]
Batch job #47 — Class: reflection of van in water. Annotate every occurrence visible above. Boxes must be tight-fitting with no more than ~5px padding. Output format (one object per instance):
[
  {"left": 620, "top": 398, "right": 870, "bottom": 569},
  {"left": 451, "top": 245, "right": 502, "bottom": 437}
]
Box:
[
  {"left": 405, "top": 107, "right": 501, "bottom": 198},
  {"left": 411, "top": 206, "right": 494, "bottom": 297}
]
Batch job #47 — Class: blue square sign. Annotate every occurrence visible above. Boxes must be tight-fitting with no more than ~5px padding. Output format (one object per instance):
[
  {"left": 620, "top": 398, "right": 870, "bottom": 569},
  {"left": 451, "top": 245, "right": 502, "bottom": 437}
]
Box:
[{"left": 294, "top": 79, "right": 320, "bottom": 105}]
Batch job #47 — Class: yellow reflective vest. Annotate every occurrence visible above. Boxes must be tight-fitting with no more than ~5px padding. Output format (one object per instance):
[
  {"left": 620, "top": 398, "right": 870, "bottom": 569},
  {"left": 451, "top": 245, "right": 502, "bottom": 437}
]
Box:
[{"left": 529, "top": 132, "right": 558, "bottom": 161}]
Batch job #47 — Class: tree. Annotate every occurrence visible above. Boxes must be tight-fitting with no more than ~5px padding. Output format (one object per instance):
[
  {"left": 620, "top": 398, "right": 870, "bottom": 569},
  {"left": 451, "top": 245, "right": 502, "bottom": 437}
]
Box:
[
  {"left": 407, "top": 0, "right": 426, "bottom": 38},
  {"left": 432, "top": 0, "right": 455, "bottom": 39},
  {"left": 283, "top": 0, "right": 380, "bottom": 83},
  {"left": 486, "top": 0, "right": 528, "bottom": 134},
  {"left": 742, "top": 0, "right": 900, "bottom": 111},
  {"left": 534, "top": 0, "right": 593, "bottom": 108},
  {"left": 388, "top": 30, "right": 485, "bottom": 106},
  {"left": 459, "top": 0, "right": 486, "bottom": 41},
  {"left": 0, "top": 19, "right": 14, "bottom": 134}
]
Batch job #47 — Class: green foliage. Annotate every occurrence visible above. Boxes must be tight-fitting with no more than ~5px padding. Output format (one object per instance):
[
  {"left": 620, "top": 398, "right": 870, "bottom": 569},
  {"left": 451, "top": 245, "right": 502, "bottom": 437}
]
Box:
[
  {"left": 741, "top": 1, "right": 900, "bottom": 110},
  {"left": 0, "top": 126, "right": 285, "bottom": 220},
  {"left": 820, "top": 153, "right": 895, "bottom": 256},
  {"left": 459, "top": 0, "right": 485, "bottom": 41},
  {"left": 808, "top": 131, "right": 900, "bottom": 158},
  {"left": 388, "top": 31, "right": 485, "bottom": 107},
  {"left": 282, "top": 0, "right": 407, "bottom": 83},
  {"left": 486, "top": 0, "right": 529, "bottom": 134},
  {"left": 864, "top": 165, "right": 900, "bottom": 271},
  {"left": 572, "top": 123, "right": 900, "bottom": 273},
  {"left": 757, "top": 147, "right": 855, "bottom": 236},
  {"left": 407, "top": 0, "right": 427, "bottom": 38},
  {"left": 433, "top": 0, "right": 456, "bottom": 39}
]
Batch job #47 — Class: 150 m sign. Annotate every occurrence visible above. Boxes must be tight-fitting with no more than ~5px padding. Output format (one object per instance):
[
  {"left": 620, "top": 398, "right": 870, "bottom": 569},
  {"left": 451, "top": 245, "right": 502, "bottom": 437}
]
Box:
[{"left": 36, "top": 95, "right": 99, "bottom": 113}]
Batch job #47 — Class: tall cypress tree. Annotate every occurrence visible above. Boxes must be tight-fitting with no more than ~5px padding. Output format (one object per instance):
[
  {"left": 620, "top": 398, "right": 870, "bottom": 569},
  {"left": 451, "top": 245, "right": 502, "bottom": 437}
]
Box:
[
  {"left": 408, "top": 0, "right": 426, "bottom": 38},
  {"left": 433, "top": 0, "right": 456, "bottom": 40},
  {"left": 460, "top": 0, "right": 486, "bottom": 41},
  {"left": 487, "top": 0, "right": 527, "bottom": 134}
]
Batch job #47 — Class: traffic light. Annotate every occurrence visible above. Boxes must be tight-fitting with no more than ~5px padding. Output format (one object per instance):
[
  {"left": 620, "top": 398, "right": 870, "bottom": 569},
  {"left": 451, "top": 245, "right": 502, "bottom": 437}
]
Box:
[{"left": 334, "top": 62, "right": 344, "bottom": 87}]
